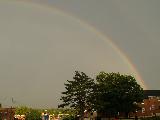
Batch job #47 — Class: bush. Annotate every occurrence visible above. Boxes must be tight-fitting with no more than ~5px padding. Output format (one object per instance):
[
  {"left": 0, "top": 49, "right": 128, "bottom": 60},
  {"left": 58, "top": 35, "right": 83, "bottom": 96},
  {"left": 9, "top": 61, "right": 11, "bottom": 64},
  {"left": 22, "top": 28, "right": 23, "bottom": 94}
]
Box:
[
  {"left": 62, "top": 115, "right": 75, "bottom": 120},
  {"left": 25, "top": 109, "right": 41, "bottom": 120},
  {"left": 140, "top": 116, "right": 160, "bottom": 120}
]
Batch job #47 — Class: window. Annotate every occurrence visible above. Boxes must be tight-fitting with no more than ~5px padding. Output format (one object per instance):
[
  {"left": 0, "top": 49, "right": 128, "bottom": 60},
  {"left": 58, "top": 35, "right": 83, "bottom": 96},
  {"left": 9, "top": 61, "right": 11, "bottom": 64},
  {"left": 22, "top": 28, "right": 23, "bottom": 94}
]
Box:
[
  {"left": 142, "top": 108, "right": 145, "bottom": 113},
  {"left": 151, "top": 105, "right": 155, "bottom": 110}
]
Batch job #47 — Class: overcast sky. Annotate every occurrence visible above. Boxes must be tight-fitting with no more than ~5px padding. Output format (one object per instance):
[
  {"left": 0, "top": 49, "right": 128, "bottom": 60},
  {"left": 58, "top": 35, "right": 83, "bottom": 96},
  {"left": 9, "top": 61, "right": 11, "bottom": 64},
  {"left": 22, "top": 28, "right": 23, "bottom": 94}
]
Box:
[
  {"left": 42, "top": 0, "right": 160, "bottom": 89},
  {"left": 0, "top": 0, "right": 159, "bottom": 108}
]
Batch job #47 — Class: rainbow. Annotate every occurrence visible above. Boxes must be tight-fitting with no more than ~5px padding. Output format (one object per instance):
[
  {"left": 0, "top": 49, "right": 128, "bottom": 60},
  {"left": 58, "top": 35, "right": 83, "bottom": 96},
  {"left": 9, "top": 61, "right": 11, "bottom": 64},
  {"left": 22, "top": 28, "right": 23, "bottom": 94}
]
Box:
[{"left": 9, "top": 0, "right": 147, "bottom": 89}]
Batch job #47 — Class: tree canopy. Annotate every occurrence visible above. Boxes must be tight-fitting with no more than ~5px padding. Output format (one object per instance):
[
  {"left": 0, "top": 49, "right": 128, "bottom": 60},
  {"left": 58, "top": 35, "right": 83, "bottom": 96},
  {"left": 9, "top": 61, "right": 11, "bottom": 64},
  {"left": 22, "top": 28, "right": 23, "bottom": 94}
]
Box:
[
  {"left": 94, "top": 72, "right": 144, "bottom": 117},
  {"left": 25, "top": 109, "right": 41, "bottom": 120},
  {"left": 59, "top": 71, "right": 144, "bottom": 118},
  {"left": 15, "top": 106, "right": 30, "bottom": 115},
  {"left": 58, "top": 71, "right": 95, "bottom": 118}
]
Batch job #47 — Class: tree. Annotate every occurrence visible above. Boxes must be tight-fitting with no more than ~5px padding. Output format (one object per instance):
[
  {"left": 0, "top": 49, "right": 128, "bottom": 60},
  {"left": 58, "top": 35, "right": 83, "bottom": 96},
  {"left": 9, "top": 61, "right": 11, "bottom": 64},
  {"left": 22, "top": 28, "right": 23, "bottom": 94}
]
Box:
[
  {"left": 15, "top": 106, "right": 30, "bottom": 115},
  {"left": 94, "top": 72, "right": 144, "bottom": 117},
  {"left": 25, "top": 109, "right": 41, "bottom": 120},
  {"left": 59, "top": 71, "right": 95, "bottom": 119}
]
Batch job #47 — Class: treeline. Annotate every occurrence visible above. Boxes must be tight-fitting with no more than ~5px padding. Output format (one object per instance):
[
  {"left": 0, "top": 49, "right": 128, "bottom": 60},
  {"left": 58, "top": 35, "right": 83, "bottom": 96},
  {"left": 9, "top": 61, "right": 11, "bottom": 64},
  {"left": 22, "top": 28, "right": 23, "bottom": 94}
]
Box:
[
  {"left": 59, "top": 71, "right": 144, "bottom": 119},
  {"left": 14, "top": 71, "right": 144, "bottom": 119},
  {"left": 15, "top": 106, "right": 75, "bottom": 120}
]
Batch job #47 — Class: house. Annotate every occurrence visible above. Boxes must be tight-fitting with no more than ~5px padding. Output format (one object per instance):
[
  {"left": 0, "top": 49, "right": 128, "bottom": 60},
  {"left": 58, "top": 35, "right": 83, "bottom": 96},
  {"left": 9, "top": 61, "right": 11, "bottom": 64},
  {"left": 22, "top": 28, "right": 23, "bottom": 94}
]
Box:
[
  {"left": 133, "top": 90, "right": 160, "bottom": 117},
  {"left": 0, "top": 107, "right": 15, "bottom": 120}
]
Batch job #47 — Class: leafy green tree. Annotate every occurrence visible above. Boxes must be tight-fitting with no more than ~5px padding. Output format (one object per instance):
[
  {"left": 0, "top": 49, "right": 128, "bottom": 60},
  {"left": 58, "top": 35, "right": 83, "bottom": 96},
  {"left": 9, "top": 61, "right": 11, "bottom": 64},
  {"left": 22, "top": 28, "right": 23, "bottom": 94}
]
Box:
[
  {"left": 15, "top": 106, "right": 30, "bottom": 115},
  {"left": 25, "top": 109, "right": 41, "bottom": 120},
  {"left": 59, "top": 71, "right": 95, "bottom": 119},
  {"left": 95, "top": 72, "right": 144, "bottom": 117}
]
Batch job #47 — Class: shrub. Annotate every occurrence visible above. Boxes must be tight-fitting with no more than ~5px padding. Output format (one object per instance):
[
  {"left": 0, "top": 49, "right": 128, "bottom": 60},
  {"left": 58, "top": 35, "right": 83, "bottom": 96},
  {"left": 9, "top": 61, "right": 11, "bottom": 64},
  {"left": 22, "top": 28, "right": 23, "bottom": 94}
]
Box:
[
  {"left": 140, "top": 116, "right": 160, "bottom": 120},
  {"left": 25, "top": 109, "right": 41, "bottom": 120},
  {"left": 62, "top": 115, "right": 75, "bottom": 120}
]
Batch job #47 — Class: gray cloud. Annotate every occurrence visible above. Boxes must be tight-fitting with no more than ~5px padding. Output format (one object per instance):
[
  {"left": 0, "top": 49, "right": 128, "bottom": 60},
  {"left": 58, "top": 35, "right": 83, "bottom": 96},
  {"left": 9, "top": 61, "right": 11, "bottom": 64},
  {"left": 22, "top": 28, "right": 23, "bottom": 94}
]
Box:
[
  {"left": 45, "top": 0, "right": 160, "bottom": 89},
  {"left": 0, "top": 0, "right": 142, "bottom": 108}
]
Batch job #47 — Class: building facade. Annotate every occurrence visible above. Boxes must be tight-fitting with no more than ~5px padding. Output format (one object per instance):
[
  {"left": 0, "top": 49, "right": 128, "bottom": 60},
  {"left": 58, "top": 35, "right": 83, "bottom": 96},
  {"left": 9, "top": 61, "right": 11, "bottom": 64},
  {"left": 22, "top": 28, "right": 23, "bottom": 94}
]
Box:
[
  {"left": 0, "top": 107, "right": 15, "bottom": 120},
  {"left": 133, "top": 90, "right": 160, "bottom": 117}
]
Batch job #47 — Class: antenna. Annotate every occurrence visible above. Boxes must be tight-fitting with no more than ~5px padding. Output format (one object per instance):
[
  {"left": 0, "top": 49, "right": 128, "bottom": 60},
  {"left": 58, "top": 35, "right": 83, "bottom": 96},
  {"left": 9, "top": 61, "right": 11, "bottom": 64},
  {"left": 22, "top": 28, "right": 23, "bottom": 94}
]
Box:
[{"left": 11, "top": 97, "right": 16, "bottom": 108}]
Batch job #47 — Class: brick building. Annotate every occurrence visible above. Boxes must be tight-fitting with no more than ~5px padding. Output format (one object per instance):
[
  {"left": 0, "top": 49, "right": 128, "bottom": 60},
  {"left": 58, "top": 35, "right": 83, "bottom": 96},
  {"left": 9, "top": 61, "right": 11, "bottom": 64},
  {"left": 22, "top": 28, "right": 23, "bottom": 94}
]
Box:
[
  {"left": 0, "top": 107, "right": 15, "bottom": 120},
  {"left": 134, "top": 90, "right": 160, "bottom": 117}
]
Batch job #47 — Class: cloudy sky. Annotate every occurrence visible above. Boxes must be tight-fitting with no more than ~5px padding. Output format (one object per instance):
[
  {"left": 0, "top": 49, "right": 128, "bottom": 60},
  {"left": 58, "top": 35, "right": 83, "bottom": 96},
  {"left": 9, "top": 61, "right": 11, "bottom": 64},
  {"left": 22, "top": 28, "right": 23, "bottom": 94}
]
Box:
[{"left": 0, "top": 0, "right": 159, "bottom": 108}]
